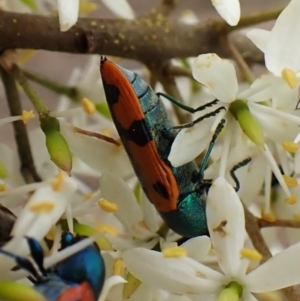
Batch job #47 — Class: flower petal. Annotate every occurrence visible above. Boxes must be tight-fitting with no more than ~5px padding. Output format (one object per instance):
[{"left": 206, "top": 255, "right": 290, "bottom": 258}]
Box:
[
  {"left": 246, "top": 240, "right": 300, "bottom": 292},
  {"left": 101, "top": 0, "right": 134, "bottom": 19},
  {"left": 207, "top": 177, "right": 245, "bottom": 277},
  {"left": 60, "top": 121, "right": 133, "bottom": 179},
  {"left": 0, "top": 176, "right": 77, "bottom": 273},
  {"left": 211, "top": 0, "right": 240, "bottom": 26},
  {"left": 99, "top": 275, "right": 127, "bottom": 301},
  {"left": 192, "top": 54, "right": 238, "bottom": 103},
  {"left": 249, "top": 103, "right": 299, "bottom": 143},
  {"left": 181, "top": 236, "right": 211, "bottom": 262},
  {"left": 123, "top": 248, "right": 223, "bottom": 295},
  {"left": 265, "top": 0, "right": 300, "bottom": 74},
  {"left": 141, "top": 193, "right": 160, "bottom": 234},
  {"left": 168, "top": 117, "right": 213, "bottom": 166},
  {"left": 56, "top": 0, "right": 79, "bottom": 31},
  {"left": 11, "top": 176, "right": 76, "bottom": 240},
  {"left": 246, "top": 29, "right": 270, "bottom": 53},
  {"left": 99, "top": 172, "right": 144, "bottom": 235}
]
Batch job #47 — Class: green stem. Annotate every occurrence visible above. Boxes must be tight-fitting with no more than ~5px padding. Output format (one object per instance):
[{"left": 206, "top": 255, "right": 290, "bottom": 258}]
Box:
[
  {"left": 10, "top": 65, "right": 48, "bottom": 114},
  {"left": 23, "top": 70, "right": 78, "bottom": 101},
  {"left": 236, "top": 7, "right": 283, "bottom": 30}
]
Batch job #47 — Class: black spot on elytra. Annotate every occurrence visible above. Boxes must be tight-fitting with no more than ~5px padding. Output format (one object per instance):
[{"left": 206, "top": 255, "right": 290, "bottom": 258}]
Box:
[
  {"left": 120, "top": 119, "right": 152, "bottom": 146},
  {"left": 153, "top": 181, "right": 169, "bottom": 199},
  {"left": 102, "top": 82, "right": 119, "bottom": 105}
]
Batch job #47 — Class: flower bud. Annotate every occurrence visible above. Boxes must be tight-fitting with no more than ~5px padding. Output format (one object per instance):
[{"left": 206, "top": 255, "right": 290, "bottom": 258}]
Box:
[
  {"left": 230, "top": 99, "right": 265, "bottom": 147},
  {"left": 40, "top": 116, "right": 72, "bottom": 173}
]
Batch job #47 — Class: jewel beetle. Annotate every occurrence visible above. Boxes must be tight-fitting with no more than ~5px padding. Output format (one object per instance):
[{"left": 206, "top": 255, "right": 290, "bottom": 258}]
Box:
[
  {"left": 0, "top": 232, "right": 105, "bottom": 301},
  {"left": 100, "top": 57, "right": 248, "bottom": 237}
]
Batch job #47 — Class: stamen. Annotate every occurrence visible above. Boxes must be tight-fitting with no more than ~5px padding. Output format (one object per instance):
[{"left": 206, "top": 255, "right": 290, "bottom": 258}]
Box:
[
  {"left": 284, "top": 195, "right": 297, "bottom": 205},
  {"left": 21, "top": 110, "right": 35, "bottom": 124},
  {"left": 240, "top": 248, "right": 262, "bottom": 261},
  {"left": 44, "top": 236, "right": 97, "bottom": 269},
  {"left": 262, "top": 144, "right": 291, "bottom": 198},
  {"left": 293, "top": 213, "right": 300, "bottom": 221},
  {"left": 0, "top": 183, "right": 7, "bottom": 191},
  {"left": 163, "top": 246, "right": 187, "bottom": 258},
  {"left": 98, "top": 199, "right": 118, "bottom": 212},
  {"left": 84, "top": 193, "right": 94, "bottom": 200},
  {"left": 283, "top": 175, "right": 298, "bottom": 188},
  {"left": 0, "top": 116, "right": 22, "bottom": 126},
  {"left": 51, "top": 172, "right": 65, "bottom": 191},
  {"left": 82, "top": 98, "right": 95, "bottom": 115},
  {"left": 0, "top": 182, "right": 47, "bottom": 198},
  {"left": 30, "top": 201, "right": 55, "bottom": 213},
  {"left": 66, "top": 204, "right": 73, "bottom": 233},
  {"left": 46, "top": 226, "right": 56, "bottom": 240},
  {"left": 281, "top": 68, "right": 298, "bottom": 89},
  {"left": 218, "top": 116, "right": 232, "bottom": 178},
  {"left": 261, "top": 210, "right": 276, "bottom": 222},
  {"left": 114, "top": 259, "right": 125, "bottom": 276},
  {"left": 50, "top": 225, "right": 62, "bottom": 254},
  {"left": 51, "top": 107, "right": 82, "bottom": 118},
  {"left": 250, "top": 102, "right": 300, "bottom": 125},
  {"left": 96, "top": 224, "right": 118, "bottom": 236},
  {"left": 264, "top": 165, "right": 271, "bottom": 213},
  {"left": 282, "top": 141, "right": 299, "bottom": 153}
]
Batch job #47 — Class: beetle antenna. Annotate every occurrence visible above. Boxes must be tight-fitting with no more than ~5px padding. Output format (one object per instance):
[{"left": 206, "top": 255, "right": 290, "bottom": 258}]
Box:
[{"left": 0, "top": 248, "right": 41, "bottom": 282}]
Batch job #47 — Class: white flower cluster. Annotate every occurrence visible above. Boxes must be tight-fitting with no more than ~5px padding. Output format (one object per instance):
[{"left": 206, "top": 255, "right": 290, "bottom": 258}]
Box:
[{"left": 1, "top": 1, "right": 300, "bottom": 301}]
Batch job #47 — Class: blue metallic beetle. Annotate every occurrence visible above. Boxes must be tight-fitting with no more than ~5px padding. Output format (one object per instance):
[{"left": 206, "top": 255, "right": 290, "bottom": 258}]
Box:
[{"left": 0, "top": 232, "right": 105, "bottom": 301}]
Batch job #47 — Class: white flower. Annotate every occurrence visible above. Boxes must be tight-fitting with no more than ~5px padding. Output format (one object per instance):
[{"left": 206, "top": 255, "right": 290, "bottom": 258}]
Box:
[
  {"left": 99, "top": 172, "right": 160, "bottom": 246},
  {"left": 60, "top": 120, "right": 133, "bottom": 179},
  {"left": 211, "top": 0, "right": 240, "bottom": 26},
  {"left": 0, "top": 173, "right": 77, "bottom": 273},
  {"left": 56, "top": 0, "right": 80, "bottom": 31},
  {"left": 247, "top": 0, "right": 300, "bottom": 108},
  {"left": 56, "top": 0, "right": 134, "bottom": 31},
  {"left": 169, "top": 53, "right": 300, "bottom": 211},
  {"left": 100, "top": 0, "right": 135, "bottom": 19},
  {"left": 123, "top": 177, "right": 300, "bottom": 300}
]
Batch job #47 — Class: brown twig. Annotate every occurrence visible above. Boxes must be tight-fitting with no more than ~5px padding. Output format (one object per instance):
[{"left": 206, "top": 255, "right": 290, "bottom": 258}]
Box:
[
  {"left": 244, "top": 205, "right": 272, "bottom": 262},
  {"left": 147, "top": 0, "right": 179, "bottom": 18},
  {"left": 164, "top": 65, "right": 193, "bottom": 79},
  {"left": 244, "top": 206, "right": 300, "bottom": 301},
  {"left": 0, "top": 10, "right": 266, "bottom": 64},
  {"left": 0, "top": 66, "right": 41, "bottom": 183},
  {"left": 221, "top": 36, "right": 254, "bottom": 84},
  {"left": 150, "top": 61, "right": 190, "bottom": 124},
  {"left": 258, "top": 218, "right": 300, "bottom": 229}
]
